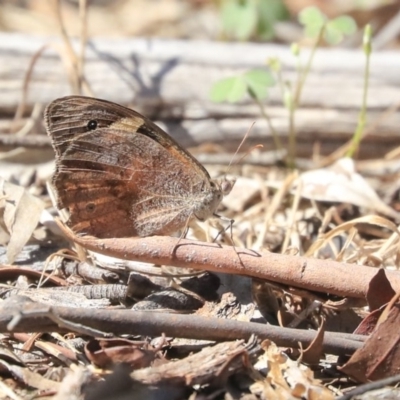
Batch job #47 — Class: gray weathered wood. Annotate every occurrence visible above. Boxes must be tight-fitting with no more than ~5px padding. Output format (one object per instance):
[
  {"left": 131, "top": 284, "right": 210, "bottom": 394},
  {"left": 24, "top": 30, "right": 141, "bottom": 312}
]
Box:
[{"left": 1, "top": 32, "right": 400, "bottom": 157}]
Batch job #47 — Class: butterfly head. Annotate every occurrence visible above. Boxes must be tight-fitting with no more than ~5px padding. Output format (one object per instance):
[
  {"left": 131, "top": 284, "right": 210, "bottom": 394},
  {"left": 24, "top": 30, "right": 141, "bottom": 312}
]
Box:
[
  {"left": 193, "top": 177, "right": 235, "bottom": 222},
  {"left": 219, "top": 176, "right": 236, "bottom": 196}
]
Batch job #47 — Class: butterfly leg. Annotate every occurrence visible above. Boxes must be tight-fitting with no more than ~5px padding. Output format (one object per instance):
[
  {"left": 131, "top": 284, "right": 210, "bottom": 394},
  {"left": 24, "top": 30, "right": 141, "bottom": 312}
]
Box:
[{"left": 212, "top": 214, "right": 235, "bottom": 245}]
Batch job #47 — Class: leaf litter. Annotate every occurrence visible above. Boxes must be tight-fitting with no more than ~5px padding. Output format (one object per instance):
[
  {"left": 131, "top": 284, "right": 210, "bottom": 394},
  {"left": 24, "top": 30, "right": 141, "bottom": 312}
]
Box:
[{"left": 3, "top": 143, "right": 400, "bottom": 398}]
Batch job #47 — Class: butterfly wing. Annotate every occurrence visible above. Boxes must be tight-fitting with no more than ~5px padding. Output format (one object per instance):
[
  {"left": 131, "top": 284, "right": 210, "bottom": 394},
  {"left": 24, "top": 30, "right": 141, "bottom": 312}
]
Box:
[{"left": 45, "top": 96, "right": 214, "bottom": 238}]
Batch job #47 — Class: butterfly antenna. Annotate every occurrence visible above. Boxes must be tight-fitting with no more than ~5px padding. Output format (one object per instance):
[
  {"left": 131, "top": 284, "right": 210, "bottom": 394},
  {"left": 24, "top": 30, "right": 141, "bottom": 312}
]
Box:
[
  {"left": 218, "top": 122, "right": 261, "bottom": 205},
  {"left": 236, "top": 143, "right": 264, "bottom": 164},
  {"left": 226, "top": 121, "right": 257, "bottom": 173},
  {"left": 214, "top": 123, "right": 259, "bottom": 243}
]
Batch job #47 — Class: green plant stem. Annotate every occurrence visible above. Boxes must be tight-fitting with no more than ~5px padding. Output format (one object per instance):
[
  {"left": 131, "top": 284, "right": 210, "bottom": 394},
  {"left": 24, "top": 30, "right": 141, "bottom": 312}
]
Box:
[
  {"left": 287, "top": 25, "right": 326, "bottom": 167},
  {"left": 276, "top": 68, "right": 285, "bottom": 99},
  {"left": 287, "top": 102, "right": 296, "bottom": 168},
  {"left": 254, "top": 96, "right": 282, "bottom": 151},
  {"left": 294, "top": 25, "right": 326, "bottom": 105},
  {"left": 346, "top": 43, "right": 371, "bottom": 157}
]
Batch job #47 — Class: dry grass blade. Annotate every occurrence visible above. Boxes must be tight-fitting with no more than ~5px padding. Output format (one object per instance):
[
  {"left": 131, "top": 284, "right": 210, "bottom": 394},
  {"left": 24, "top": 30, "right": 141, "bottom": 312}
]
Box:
[
  {"left": 281, "top": 173, "right": 302, "bottom": 254},
  {"left": 306, "top": 215, "right": 400, "bottom": 257},
  {"left": 11, "top": 44, "right": 48, "bottom": 133},
  {"left": 53, "top": 0, "right": 92, "bottom": 95},
  {"left": 255, "top": 171, "right": 298, "bottom": 250}
]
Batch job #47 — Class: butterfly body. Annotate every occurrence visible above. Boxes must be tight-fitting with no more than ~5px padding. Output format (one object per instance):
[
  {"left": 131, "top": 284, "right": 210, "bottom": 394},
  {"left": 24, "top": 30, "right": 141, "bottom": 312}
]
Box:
[{"left": 45, "top": 96, "right": 227, "bottom": 238}]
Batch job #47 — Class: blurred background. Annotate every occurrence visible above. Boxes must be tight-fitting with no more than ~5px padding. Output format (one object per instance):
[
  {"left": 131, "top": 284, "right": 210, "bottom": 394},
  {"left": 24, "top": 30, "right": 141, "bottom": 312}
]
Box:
[{"left": 0, "top": 0, "right": 399, "bottom": 47}]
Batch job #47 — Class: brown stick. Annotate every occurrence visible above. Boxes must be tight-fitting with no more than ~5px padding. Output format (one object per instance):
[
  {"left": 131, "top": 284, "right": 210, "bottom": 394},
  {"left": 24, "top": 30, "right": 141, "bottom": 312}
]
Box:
[
  {"left": 0, "top": 297, "right": 364, "bottom": 356},
  {"left": 61, "top": 228, "right": 400, "bottom": 299}
]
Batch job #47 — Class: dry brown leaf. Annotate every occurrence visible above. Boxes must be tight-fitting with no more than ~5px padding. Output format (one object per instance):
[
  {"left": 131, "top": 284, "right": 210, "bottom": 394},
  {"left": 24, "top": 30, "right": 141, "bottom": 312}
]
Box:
[
  {"left": 251, "top": 340, "right": 334, "bottom": 399},
  {"left": 353, "top": 308, "right": 382, "bottom": 336},
  {"left": 0, "top": 177, "right": 45, "bottom": 263},
  {"left": 85, "top": 338, "right": 159, "bottom": 369},
  {"left": 340, "top": 302, "right": 400, "bottom": 382},
  {"left": 296, "top": 158, "right": 400, "bottom": 221},
  {"left": 301, "top": 318, "right": 326, "bottom": 365},
  {"left": 367, "top": 269, "right": 395, "bottom": 311},
  {"left": 376, "top": 292, "right": 400, "bottom": 326}
]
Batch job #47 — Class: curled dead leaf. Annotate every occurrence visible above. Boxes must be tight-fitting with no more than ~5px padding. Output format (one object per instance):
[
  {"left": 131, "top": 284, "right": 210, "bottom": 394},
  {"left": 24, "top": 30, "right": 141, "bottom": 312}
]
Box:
[{"left": 0, "top": 177, "right": 44, "bottom": 263}]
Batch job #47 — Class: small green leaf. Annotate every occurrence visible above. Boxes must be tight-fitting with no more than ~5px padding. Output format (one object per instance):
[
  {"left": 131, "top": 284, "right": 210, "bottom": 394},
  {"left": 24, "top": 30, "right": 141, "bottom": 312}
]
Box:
[
  {"left": 324, "top": 24, "right": 343, "bottom": 45},
  {"left": 331, "top": 15, "right": 357, "bottom": 35},
  {"left": 299, "top": 6, "right": 326, "bottom": 38},
  {"left": 298, "top": 6, "right": 326, "bottom": 30},
  {"left": 210, "top": 76, "right": 247, "bottom": 103},
  {"left": 244, "top": 69, "right": 275, "bottom": 87},
  {"left": 325, "top": 15, "right": 357, "bottom": 44},
  {"left": 221, "top": 0, "right": 258, "bottom": 41},
  {"left": 257, "top": 0, "right": 289, "bottom": 40},
  {"left": 243, "top": 69, "right": 275, "bottom": 100}
]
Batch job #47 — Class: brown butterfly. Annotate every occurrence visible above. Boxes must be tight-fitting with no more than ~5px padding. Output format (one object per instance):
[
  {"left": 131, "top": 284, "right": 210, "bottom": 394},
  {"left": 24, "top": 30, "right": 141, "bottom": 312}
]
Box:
[{"left": 45, "top": 96, "right": 233, "bottom": 239}]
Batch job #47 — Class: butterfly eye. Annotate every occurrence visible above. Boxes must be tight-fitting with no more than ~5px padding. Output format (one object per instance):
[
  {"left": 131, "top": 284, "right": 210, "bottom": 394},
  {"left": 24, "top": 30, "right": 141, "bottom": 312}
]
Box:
[
  {"left": 87, "top": 120, "right": 98, "bottom": 130},
  {"left": 221, "top": 178, "right": 236, "bottom": 195}
]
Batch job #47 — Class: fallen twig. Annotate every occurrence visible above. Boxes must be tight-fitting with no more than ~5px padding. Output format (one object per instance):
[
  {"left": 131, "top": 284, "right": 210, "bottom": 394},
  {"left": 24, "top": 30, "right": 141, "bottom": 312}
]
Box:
[
  {"left": 0, "top": 296, "right": 365, "bottom": 356},
  {"left": 61, "top": 227, "right": 400, "bottom": 299}
]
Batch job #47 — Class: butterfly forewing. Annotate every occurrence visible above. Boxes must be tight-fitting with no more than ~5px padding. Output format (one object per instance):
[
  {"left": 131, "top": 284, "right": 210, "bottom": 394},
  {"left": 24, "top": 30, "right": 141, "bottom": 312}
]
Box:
[{"left": 45, "top": 96, "right": 222, "bottom": 238}]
